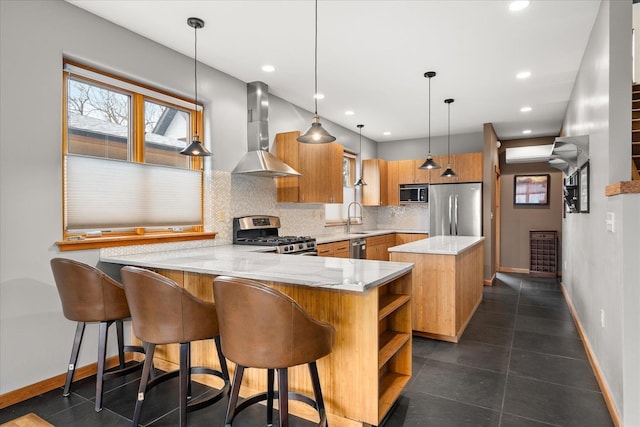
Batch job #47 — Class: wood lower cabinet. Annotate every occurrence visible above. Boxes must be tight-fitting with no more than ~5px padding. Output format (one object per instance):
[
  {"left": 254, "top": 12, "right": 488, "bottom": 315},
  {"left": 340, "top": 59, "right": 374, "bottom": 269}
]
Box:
[
  {"left": 275, "top": 131, "right": 344, "bottom": 203},
  {"left": 141, "top": 268, "right": 413, "bottom": 427},
  {"left": 317, "top": 240, "right": 350, "bottom": 258},
  {"left": 362, "top": 159, "right": 388, "bottom": 206},
  {"left": 395, "top": 233, "right": 429, "bottom": 245},
  {"left": 366, "top": 234, "right": 396, "bottom": 261},
  {"left": 390, "top": 240, "right": 483, "bottom": 343}
]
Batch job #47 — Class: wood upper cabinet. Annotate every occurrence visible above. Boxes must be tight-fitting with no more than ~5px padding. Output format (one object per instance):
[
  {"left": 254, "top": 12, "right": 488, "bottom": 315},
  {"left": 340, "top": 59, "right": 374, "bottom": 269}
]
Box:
[
  {"left": 429, "top": 152, "right": 483, "bottom": 184},
  {"left": 397, "top": 159, "right": 429, "bottom": 184},
  {"left": 275, "top": 131, "right": 344, "bottom": 203},
  {"left": 362, "top": 159, "right": 388, "bottom": 206},
  {"left": 387, "top": 160, "right": 400, "bottom": 206}
]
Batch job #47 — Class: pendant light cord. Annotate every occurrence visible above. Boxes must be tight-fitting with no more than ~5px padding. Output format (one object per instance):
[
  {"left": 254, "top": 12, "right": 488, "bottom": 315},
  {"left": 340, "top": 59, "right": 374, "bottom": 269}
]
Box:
[
  {"left": 428, "top": 75, "right": 431, "bottom": 153},
  {"left": 447, "top": 100, "right": 451, "bottom": 162},
  {"left": 314, "top": 0, "right": 318, "bottom": 115},
  {"left": 194, "top": 23, "right": 199, "bottom": 138}
]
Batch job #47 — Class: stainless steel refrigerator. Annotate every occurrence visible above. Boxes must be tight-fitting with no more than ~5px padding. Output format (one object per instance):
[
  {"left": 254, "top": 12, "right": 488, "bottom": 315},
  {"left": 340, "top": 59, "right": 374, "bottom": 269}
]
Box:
[{"left": 429, "top": 183, "right": 482, "bottom": 236}]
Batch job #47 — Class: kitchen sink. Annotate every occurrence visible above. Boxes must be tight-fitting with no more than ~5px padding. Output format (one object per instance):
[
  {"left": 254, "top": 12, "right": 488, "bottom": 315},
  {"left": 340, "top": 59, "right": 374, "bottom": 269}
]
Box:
[{"left": 349, "top": 232, "right": 370, "bottom": 235}]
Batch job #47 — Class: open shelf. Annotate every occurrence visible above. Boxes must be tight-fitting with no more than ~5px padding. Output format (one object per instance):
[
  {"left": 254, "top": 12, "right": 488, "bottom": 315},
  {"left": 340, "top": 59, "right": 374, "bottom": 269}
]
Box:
[
  {"left": 378, "top": 372, "right": 411, "bottom": 422},
  {"left": 378, "top": 293, "right": 410, "bottom": 320},
  {"left": 378, "top": 331, "right": 410, "bottom": 369}
]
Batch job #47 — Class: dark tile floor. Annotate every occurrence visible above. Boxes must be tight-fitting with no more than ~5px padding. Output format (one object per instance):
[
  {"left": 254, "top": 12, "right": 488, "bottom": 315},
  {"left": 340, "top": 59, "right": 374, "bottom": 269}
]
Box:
[{"left": 0, "top": 273, "right": 613, "bottom": 427}]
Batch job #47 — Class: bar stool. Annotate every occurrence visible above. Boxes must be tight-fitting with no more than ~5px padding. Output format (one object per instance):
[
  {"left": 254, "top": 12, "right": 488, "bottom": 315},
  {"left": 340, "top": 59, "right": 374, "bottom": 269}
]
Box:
[
  {"left": 213, "top": 276, "right": 335, "bottom": 427},
  {"left": 121, "top": 266, "right": 230, "bottom": 427},
  {"left": 50, "top": 258, "right": 147, "bottom": 412}
]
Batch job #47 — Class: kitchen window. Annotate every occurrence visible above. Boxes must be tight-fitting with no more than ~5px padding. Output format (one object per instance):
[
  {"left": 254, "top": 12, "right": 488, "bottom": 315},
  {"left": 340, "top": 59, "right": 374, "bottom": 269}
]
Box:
[
  {"left": 58, "top": 61, "right": 212, "bottom": 250},
  {"left": 325, "top": 152, "right": 358, "bottom": 225}
]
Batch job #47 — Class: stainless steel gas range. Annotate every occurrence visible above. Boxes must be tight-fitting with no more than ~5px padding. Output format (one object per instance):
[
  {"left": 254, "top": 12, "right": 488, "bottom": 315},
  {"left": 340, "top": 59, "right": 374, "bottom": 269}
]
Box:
[{"left": 232, "top": 215, "right": 317, "bottom": 255}]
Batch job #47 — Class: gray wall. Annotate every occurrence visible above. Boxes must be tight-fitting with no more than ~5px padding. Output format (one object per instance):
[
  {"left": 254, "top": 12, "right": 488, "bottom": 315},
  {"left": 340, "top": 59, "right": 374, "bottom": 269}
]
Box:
[
  {"left": 376, "top": 132, "right": 483, "bottom": 160},
  {"left": 498, "top": 137, "right": 563, "bottom": 272},
  {"left": 560, "top": 1, "right": 639, "bottom": 424},
  {"left": 0, "top": 0, "right": 372, "bottom": 394}
]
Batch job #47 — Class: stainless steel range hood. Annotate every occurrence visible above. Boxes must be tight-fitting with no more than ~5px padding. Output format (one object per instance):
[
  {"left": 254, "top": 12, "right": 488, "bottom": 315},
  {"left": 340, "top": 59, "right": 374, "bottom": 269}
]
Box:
[{"left": 232, "top": 81, "right": 301, "bottom": 177}]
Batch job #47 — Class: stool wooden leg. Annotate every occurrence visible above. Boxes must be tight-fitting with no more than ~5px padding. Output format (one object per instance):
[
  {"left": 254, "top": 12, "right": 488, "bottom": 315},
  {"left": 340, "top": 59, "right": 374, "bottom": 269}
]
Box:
[
  {"left": 225, "top": 365, "right": 244, "bottom": 427},
  {"left": 179, "top": 343, "right": 189, "bottom": 427},
  {"left": 115, "top": 320, "right": 126, "bottom": 369},
  {"left": 267, "top": 369, "right": 275, "bottom": 426},
  {"left": 95, "top": 321, "right": 109, "bottom": 412},
  {"left": 277, "top": 368, "right": 289, "bottom": 427},
  {"left": 132, "top": 343, "right": 156, "bottom": 427},
  {"left": 63, "top": 322, "right": 85, "bottom": 397},
  {"left": 308, "top": 362, "right": 328, "bottom": 427}
]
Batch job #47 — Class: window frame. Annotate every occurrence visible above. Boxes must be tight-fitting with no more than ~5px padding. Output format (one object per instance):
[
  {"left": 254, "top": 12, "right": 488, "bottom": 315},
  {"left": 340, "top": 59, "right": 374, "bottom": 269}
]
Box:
[
  {"left": 58, "top": 61, "right": 213, "bottom": 250},
  {"left": 325, "top": 151, "right": 361, "bottom": 226}
]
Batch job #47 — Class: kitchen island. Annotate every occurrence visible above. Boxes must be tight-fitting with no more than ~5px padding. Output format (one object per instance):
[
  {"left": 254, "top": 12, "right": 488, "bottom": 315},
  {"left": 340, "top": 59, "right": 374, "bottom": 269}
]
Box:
[
  {"left": 388, "top": 236, "right": 484, "bottom": 343},
  {"left": 101, "top": 246, "right": 414, "bottom": 427}
]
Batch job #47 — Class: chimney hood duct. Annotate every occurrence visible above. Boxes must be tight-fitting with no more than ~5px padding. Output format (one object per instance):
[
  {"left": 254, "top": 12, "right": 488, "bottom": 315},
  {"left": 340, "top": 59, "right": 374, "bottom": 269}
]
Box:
[{"left": 232, "top": 81, "right": 301, "bottom": 177}]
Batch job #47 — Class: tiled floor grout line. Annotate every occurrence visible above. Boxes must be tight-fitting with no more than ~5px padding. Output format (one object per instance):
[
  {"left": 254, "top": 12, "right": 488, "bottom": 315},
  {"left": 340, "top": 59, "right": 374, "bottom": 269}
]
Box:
[{"left": 496, "top": 277, "right": 522, "bottom": 427}]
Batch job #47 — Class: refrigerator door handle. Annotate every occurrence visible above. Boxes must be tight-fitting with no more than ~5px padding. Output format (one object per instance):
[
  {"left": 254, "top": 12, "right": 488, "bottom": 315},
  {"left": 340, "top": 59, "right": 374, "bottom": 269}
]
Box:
[
  {"left": 454, "top": 194, "right": 459, "bottom": 235},
  {"left": 448, "top": 194, "right": 453, "bottom": 235}
]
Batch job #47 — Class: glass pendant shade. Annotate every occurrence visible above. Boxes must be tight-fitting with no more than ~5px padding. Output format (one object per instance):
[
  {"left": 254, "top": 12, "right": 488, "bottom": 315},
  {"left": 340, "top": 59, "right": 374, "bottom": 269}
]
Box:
[
  {"left": 440, "top": 164, "right": 457, "bottom": 177},
  {"left": 181, "top": 135, "right": 211, "bottom": 156},
  {"left": 297, "top": 114, "right": 336, "bottom": 144},
  {"left": 354, "top": 177, "right": 366, "bottom": 186},
  {"left": 181, "top": 17, "right": 211, "bottom": 157},
  {"left": 419, "top": 155, "right": 440, "bottom": 169},
  {"left": 297, "top": 0, "right": 335, "bottom": 144},
  {"left": 419, "top": 71, "right": 441, "bottom": 170}
]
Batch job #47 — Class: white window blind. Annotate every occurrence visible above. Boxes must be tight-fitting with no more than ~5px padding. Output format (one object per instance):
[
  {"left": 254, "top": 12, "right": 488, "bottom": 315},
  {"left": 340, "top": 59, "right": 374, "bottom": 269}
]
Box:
[{"left": 65, "top": 154, "right": 202, "bottom": 231}]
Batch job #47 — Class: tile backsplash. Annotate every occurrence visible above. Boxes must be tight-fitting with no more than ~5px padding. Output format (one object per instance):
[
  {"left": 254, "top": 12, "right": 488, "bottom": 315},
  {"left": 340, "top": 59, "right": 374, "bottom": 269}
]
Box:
[{"left": 102, "top": 170, "right": 427, "bottom": 256}]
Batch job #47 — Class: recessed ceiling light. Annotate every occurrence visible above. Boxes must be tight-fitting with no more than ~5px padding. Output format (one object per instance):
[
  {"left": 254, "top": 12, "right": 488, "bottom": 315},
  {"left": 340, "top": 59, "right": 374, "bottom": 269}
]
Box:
[
  {"left": 345, "top": 110, "right": 354, "bottom": 116},
  {"left": 522, "top": 129, "right": 532, "bottom": 134},
  {"left": 517, "top": 71, "right": 531, "bottom": 79},
  {"left": 520, "top": 106, "right": 532, "bottom": 112},
  {"left": 509, "top": 1, "right": 530, "bottom": 12},
  {"left": 314, "top": 93, "right": 325, "bottom": 100},
  {"left": 383, "top": 132, "right": 391, "bottom": 136},
  {"left": 261, "top": 64, "right": 275, "bottom": 72}
]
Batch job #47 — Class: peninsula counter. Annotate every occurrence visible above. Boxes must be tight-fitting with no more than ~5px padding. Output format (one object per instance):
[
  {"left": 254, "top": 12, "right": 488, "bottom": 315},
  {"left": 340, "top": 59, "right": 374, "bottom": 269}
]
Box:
[
  {"left": 101, "top": 246, "right": 414, "bottom": 427},
  {"left": 389, "top": 236, "right": 484, "bottom": 343}
]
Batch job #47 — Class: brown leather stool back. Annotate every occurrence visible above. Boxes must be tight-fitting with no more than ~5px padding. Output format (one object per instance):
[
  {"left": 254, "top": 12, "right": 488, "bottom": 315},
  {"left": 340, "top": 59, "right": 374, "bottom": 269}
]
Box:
[
  {"left": 214, "top": 276, "right": 335, "bottom": 427},
  {"left": 50, "top": 258, "right": 146, "bottom": 413},
  {"left": 51, "top": 258, "right": 129, "bottom": 322},
  {"left": 120, "top": 266, "right": 229, "bottom": 427},
  {"left": 213, "top": 276, "right": 334, "bottom": 369},
  {"left": 120, "top": 266, "right": 220, "bottom": 344}
]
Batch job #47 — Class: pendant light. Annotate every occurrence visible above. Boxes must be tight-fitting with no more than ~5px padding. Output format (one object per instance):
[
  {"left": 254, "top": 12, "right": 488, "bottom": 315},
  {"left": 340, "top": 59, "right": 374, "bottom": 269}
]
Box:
[
  {"left": 181, "top": 17, "right": 211, "bottom": 156},
  {"left": 440, "top": 98, "right": 457, "bottom": 178},
  {"left": 354, "top": 124, "right": 367, "bottom": 186},
  {"left": 296, "top": 0, "right": 336, "bottom": 144},
  {"left": 418, "top": 71, "right": 441, "bottom": 170}
]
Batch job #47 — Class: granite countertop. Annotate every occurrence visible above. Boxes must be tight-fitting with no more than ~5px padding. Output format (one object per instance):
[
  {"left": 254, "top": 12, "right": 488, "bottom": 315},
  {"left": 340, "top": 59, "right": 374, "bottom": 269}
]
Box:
[
  {"left": 315, "top": 229, "right": 429, "bottom": 244},
  {"left": 100, "top": 246, "right": 413, "bottom": 293},
  {"left": 388, "top": 235, "right": 485, "bottom": 255}
]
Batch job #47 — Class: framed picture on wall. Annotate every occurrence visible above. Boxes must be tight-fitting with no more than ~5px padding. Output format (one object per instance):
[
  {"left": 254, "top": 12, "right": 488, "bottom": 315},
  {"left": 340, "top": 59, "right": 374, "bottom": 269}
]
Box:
[
  {"left": 579, "top": 162, "right": 589, "bottom": 213},
  {"left": 514, "top": 174, "right": 550, "bottom": 206}
]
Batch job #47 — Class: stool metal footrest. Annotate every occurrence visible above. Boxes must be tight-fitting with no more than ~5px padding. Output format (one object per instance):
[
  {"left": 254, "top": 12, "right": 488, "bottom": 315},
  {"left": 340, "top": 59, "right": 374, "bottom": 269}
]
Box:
[{"left": 226, "top": 364, "right": 328, "bottom": 427}]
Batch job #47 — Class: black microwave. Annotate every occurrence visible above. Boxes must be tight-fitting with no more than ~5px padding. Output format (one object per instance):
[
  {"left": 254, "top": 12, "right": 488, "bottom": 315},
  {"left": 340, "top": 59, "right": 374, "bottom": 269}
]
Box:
[{"left": 399, "top": 184, "right": 428, "bottom": 203}]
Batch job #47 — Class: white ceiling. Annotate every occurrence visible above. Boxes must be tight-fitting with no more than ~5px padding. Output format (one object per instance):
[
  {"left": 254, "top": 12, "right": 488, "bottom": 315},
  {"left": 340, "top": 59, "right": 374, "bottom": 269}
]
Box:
[{"left": 66, "top": 0, "right": 601, "bottom": 143}]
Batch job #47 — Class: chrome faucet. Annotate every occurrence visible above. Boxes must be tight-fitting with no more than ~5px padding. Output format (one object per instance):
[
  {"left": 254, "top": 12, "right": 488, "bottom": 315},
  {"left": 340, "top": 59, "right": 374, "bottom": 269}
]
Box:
[{"left": 346, "top": 201, "right": 363, "bottom": 234}]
